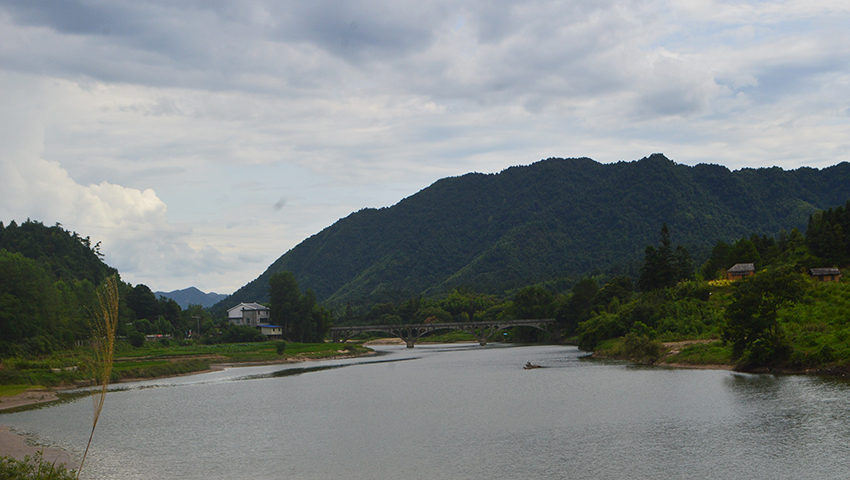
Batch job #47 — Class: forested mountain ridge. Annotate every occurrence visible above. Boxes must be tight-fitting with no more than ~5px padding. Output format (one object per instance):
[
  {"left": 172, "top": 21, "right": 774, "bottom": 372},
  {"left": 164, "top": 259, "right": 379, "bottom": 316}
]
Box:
[{"left": 217, "top": 154, "right": 850, "bottom": 311}]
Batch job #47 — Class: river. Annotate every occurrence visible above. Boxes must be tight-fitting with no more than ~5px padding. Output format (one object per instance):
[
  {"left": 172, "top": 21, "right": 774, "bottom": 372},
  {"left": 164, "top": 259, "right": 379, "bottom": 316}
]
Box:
[{"left": 3, "top": 343, "right": 850, "bottom": 479}]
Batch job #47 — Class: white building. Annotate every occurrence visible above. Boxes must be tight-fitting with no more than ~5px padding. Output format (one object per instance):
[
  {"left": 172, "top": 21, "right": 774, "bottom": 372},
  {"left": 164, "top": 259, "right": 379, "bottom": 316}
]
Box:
[{"left": 227, "top": 302, "right": 271, "bottom": 328}]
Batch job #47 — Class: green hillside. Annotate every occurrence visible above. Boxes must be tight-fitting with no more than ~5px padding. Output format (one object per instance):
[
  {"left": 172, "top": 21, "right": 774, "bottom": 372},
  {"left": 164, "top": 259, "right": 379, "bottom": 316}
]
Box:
[
  {"left": 217, "top": 154, "right": 850, "bottom": 311},
  {"left": 0, "top": 220, "right": 119, "bottom": 356},
  {"left": 0, "top": 219, "right": 117, "bottom": 284}
]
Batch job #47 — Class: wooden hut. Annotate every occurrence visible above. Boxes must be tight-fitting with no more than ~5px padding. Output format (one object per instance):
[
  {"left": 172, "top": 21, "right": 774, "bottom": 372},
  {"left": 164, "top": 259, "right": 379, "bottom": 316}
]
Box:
[
  {"left": 726, "top": 263, "right": 755, "bottom": 281},
  {"left": 810, "top": 267, "right": 842, "bottom": 282}
]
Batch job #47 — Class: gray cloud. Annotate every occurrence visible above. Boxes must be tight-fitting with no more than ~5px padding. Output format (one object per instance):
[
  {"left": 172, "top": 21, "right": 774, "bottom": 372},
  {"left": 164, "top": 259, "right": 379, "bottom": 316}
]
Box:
[{"left": 1, "top": 0, "right": 849, "bottom": 292}]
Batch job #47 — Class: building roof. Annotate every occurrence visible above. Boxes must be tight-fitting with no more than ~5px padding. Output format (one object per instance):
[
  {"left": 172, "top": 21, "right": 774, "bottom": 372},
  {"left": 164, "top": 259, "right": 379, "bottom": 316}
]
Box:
[
  {"left": 227, "top": 302, "right": 270, "bottom": 316},
  {"left": 258, "top": 324, "right": 282, "bottom": 329},
  {"left": 728, "top": 263, "right": 755, "bottom": 273},
  {"left": 810, "top": 267, "right": 841, "bottom": 276}
]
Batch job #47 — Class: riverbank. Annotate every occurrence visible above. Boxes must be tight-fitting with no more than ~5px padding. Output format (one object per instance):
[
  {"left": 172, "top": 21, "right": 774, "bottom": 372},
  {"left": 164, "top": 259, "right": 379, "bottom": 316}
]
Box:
[
  {"left": 590, "top": 339, "right": 736, "bottom": 371},
  {"left": 591, "top": 338, "right": 850, "bottom": 376},
  {"left": 0, "top": 425, "right": 76, "bottom": 469}
]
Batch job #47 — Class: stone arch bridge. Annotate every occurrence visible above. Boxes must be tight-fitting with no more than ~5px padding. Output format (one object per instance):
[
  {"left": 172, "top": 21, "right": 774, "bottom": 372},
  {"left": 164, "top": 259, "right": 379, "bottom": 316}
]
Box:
[{"left": 330, "top": 319, "right": 559, "bottom": 348}]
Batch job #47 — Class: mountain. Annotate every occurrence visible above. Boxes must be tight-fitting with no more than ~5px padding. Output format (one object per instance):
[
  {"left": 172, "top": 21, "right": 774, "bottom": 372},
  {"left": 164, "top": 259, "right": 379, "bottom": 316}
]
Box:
[
  {"left": 155, "top": 287, "right": 228, "bottom": 309},
  {"left": 215, "top": 154, "right": 850, "bottom": 312}
]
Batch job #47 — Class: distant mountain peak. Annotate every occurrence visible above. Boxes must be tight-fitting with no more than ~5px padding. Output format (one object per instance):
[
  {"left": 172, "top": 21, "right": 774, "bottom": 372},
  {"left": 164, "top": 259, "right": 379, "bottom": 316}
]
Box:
[{"left": 155, "top": 287, "right": 227, "bottom": 309}]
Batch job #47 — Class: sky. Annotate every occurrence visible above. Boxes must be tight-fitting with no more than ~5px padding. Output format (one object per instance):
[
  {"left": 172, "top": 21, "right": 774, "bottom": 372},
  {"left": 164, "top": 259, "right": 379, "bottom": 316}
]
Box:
[{"left": 1, "top": 1, "right": 849, "bottom": 295}]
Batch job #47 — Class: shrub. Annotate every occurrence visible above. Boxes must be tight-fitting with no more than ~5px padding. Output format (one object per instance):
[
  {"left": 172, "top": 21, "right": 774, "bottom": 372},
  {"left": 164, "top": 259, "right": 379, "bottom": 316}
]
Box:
[
  {"left": 742, "top": 333, "right": 792, "bottom": 369},
  {"left": 127, "top": 331, "right": 146, "bottom": 348},
  {"left": 0, "top": 452, "right": 76, "bottom": 480},
  {"left": 621, "top": 332, "right": 665, "bottom": 364},
  {"left": 577, "top": 312, "right": 623, "bottom": 351},
  {"left": 215, "top": 325, "right": 266, "bottom": 344},
  {"left": 275, "top": 341, "right": 287, "bottom": 355}
]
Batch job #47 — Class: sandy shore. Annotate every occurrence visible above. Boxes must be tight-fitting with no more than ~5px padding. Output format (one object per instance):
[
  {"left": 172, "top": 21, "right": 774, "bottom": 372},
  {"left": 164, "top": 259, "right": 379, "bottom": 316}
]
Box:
[
  {"left": 1, "top": 390, "right": 77, "bottom": 468},
  {"left": 363, "top": 338, "right": 406, "bottom": 345},
  {"left": 0, "top": 425, "right": 76, "bottom": 469}
]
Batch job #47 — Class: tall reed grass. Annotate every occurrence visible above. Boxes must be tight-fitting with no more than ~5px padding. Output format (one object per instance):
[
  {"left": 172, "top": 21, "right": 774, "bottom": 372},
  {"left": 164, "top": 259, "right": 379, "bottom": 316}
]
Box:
[{"left": 76, "top": 275, "right": 118, "bottom": 479}]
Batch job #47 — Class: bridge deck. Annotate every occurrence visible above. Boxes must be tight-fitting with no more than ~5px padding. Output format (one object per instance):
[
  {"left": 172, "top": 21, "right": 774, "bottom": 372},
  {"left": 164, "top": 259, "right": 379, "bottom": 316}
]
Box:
[{"left": 330, "top": 319, "right": 559, "bottom": 347}]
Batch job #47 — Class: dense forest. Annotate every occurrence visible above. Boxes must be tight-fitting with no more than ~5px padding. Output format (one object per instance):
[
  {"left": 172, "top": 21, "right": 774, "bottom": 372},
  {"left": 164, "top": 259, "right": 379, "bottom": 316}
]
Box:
[
  {"left": 0, "top": 220, "right": 229, "bottom": 357},
  {"left": 218, "top": 154, "right": 850, "bottom": 313}
]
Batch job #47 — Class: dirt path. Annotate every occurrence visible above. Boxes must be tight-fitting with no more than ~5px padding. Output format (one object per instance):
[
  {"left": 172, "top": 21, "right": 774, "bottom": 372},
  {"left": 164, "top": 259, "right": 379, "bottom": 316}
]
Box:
[{"left": 662, "top": 339, "right": 715, "bottom": 355}]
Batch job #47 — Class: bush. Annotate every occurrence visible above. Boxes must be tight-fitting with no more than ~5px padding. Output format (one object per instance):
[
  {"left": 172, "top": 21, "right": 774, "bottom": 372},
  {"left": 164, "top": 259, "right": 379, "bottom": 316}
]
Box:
[
  {"left": 0, "top": 452, "right": 76, "bottom": 480},
  {"left": 742, "top": 332, "right": 792, "bottom": 369},
  {"left": 23, "top": 336, "right": 56, "bottom": 356},
  {"left": 621, "top": 332, "right": 665, "bottom": 364},
  {"left": 577, "top": 312, "right": 623, "bottom": 351},
  {"left": 676, "top": 281, "right": 711, "bottom": 301},
  {"left": 127, "top": 331, "right": 146, "bottom": 348},
  {"left": 275, "top": 341, "right": 287, "bottom": 355},
  {"left": 214, "top": 325, "right": 266, "bottom": 344}
]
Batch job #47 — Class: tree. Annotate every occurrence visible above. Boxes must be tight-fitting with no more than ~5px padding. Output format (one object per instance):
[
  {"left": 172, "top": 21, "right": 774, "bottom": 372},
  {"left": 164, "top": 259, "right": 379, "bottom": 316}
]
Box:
[
  {"left": 638, "top": 224, "right": 692, "bottom": 291},
  {"left": 0, "top": 250, "right": 62, "bottom": 356},
  {"left": 556, "top": 277, "right": 598, "bottom": 335},
  {"left": 269, "top": 272, "right": 331, "bottom": 342},
  {"left": 590, "top": 276, "right": 632, "bottom": 312},
  {"left": 701, "top": 241, "right": 731, "bottom": 279},
  {"left": 269, "top": 272, "right": 301, "bottom": 339},
  {"left": 721, "top": 266, "right": 806, "bottom": 368},
  {"left": 183, "top": 304, "right": 212, "bottom": 336},
  {"left": 510, "top": 286, "right": 554, "bottom": 319},
  {"left": 439, "top": 289, "right": 496, "bottom": 323},
  {"left": 807, "top": 206, "right": 850, "bottom": 265},
  {"left": 727, "top": 238, "right": 760, "bottom": 269},
  {"left": 294, "top": 289, "right": 320, "bottom": 342},
  {"left": 126, "top": 284, "right": 160, "bottom": 321}
]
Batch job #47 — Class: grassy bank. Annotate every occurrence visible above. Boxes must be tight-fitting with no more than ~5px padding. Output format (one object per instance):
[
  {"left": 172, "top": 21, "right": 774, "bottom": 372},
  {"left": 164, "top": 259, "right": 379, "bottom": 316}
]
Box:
[{"left": 0, "top": 341, "right": 372, "bottom": 395}]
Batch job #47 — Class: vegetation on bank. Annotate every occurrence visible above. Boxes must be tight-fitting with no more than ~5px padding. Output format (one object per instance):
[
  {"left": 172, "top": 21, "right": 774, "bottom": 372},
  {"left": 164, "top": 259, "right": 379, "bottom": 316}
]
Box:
[
  {"left": 579, "top": 212, "right": 850, "bottom": 372},
  {"left": 0, "top": 452, "right": 76, "bottom": 480}
]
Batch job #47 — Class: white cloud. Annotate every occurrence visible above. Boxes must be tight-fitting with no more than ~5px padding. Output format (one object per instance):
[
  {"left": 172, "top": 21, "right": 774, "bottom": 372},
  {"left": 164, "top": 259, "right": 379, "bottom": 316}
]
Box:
[{"left": 0, "top": 77, "right": 261, "bottom": 292}]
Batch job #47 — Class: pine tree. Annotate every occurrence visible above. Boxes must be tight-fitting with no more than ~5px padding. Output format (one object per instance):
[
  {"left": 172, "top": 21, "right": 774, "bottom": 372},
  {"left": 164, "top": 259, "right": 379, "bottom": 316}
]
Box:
[{"left": 638, "top": 224, "right": 693, "bottom": 291}]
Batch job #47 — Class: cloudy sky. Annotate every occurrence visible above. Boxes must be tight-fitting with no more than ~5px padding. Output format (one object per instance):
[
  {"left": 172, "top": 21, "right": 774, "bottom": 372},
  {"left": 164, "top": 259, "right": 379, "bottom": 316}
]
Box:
[{"left": 1, "top": 1, "right": 849, "bottom": 294}]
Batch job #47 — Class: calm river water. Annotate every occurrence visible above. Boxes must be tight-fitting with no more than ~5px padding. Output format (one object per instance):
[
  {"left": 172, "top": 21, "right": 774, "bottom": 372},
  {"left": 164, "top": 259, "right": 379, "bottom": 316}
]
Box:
[{"left": 3, "top": 344, "right": 850, "bottom": 479}]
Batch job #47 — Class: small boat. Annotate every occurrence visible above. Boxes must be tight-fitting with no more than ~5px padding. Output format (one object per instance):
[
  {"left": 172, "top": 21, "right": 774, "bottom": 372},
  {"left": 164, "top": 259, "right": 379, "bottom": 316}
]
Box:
[{"left": 523, "top": 362, "right": 542, "bottom": 370}]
